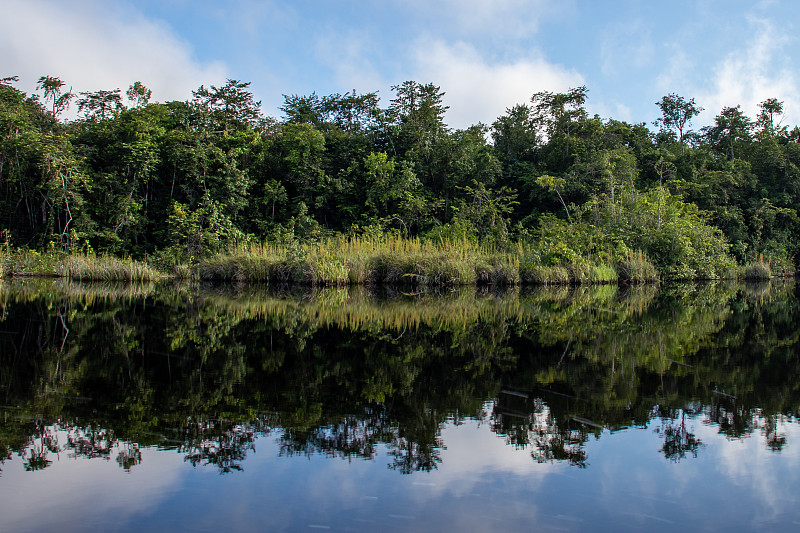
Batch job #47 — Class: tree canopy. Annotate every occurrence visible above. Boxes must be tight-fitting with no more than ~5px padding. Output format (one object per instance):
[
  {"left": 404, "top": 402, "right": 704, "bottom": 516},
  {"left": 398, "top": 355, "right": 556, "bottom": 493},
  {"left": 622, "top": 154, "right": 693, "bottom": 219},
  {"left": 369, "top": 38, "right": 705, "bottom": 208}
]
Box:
[{"left": 1, "top": 76, "right": 799, "bottom": 277}]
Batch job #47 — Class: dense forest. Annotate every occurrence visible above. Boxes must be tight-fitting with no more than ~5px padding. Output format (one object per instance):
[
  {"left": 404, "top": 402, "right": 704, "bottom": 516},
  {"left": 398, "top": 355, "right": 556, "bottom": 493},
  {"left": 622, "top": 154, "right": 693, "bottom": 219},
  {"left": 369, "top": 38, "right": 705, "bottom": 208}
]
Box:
[{"left": 1, "top": 75, "right": 799, "bottom": 281}]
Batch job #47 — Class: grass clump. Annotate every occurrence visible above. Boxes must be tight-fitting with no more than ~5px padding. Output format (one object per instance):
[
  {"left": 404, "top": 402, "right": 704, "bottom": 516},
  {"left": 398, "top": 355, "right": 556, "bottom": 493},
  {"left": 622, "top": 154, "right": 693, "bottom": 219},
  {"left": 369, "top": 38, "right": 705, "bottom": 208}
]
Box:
[
  {"left": 200, "top": 236, "right": 522, "bottom": 287},
  {"left": 58, "top": 255, "right": 162, "bottom": 281},
  {"left": 521, "top": 265, "right": 571, "bottom": 285},
  {"left": 1, "top": 249, "right": 61, "bottom": 277},
  {"left": 740, "top": 261, "right": 772, "bottom": 280},
  {"left": 590, "top": 263, "right": 619, "bottom": 284},
  {"left": 616, "top": 251, "right": 659, "bottom": 283}
]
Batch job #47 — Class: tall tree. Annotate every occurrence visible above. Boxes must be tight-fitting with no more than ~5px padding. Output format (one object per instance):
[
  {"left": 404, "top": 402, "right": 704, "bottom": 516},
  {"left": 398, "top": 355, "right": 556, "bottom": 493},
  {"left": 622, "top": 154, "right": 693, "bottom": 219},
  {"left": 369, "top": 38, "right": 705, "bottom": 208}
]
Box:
[
  {"left": 756, "top": 98, "right": 785, "bottom": 138},
  {"left": 37, "top": 76, "right": 73, "bottom": 118},
  {"left": 126, "top": 81, "right": 152, "bottom": 108},
  {"left": 530, "top": 86, "right": 588, "bottom": 157},
  {"left": 388, "top": 81, "right": 449, "bottom": 154},
  {"left": 193, "top": 79, "right": 262, "bottom": 134},
  {"left": 705, "top": 105, "right": 752, "bottom": 161},
  {"left": 77, "top": 89, "right": 125, "bottom": 121},
  {"left": 654, "top": 93, "right": 703, "bottom": 154}
]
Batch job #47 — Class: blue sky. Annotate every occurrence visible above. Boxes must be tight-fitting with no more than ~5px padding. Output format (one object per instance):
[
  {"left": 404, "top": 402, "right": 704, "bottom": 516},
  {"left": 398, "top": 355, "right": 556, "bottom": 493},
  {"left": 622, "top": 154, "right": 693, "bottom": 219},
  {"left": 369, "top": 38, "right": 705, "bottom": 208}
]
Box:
[{"left": 3, "top": 0, "right": 799, "bottom": 131}]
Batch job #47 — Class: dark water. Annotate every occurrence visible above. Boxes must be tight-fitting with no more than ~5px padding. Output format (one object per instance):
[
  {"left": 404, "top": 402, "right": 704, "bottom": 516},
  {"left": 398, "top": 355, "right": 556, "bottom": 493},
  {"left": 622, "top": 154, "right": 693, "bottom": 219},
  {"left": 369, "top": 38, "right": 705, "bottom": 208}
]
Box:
[{"left": 1, "top": 279, "right": 799, "bottom": 532}]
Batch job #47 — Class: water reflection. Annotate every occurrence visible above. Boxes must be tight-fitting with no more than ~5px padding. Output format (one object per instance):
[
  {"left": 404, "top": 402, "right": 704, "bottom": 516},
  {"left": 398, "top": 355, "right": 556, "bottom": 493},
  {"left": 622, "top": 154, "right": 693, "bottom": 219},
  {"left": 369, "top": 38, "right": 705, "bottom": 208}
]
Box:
[
  {"left": 0, "top": 280, "right": 800, "bottom": 530},
  {"left": 1, "top": 278, "right": 799, "bottom": 481}
]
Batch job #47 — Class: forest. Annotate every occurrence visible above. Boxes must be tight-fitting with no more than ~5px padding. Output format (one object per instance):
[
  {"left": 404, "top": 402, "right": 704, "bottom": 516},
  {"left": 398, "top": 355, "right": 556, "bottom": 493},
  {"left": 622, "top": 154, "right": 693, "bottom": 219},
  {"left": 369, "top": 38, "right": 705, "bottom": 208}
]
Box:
[{"left": 1, "top": 75, "right": 799, "bottom": 282}]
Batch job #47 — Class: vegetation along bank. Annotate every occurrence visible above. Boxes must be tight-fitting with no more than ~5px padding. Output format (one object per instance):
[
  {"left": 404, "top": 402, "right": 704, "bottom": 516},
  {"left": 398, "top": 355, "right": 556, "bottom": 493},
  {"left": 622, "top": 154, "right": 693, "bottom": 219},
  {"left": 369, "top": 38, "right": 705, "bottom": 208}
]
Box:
[{"left": 1, "top": 76, "right": 798, "bottom": 284}]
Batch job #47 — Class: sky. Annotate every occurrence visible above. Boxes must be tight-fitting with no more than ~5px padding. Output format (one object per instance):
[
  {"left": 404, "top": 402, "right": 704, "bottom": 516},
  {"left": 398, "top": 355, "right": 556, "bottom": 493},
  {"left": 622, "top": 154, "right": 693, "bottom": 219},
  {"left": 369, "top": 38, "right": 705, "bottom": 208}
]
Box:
[{"left": 2, "top": 0, "right": 800, "bottom": 131}]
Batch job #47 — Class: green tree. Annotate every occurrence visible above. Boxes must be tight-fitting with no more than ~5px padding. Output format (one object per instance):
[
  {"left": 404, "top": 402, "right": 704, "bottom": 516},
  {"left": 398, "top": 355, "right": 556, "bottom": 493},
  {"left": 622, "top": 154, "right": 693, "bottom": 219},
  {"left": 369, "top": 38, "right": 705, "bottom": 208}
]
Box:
[
  {"left": 193, "top": 79, "right": 262, "bottom": 135},
  {"left": 535, "top": 174, "right": 571, "bottom": 223},
  {"left": 531, "top": 86, "right": 588, "bottom": 161},
  {"left": 77, "top": 89, "right": 125, "bottom": 121},
  {"left": 37, "top": 76, "right": 73, "bottom": 118},
  {"left": 126, "top": 81, "right": 152, "bottom": 108},
  {"left": 756, "top": 98, "right": 785, "bottom": 138},
  {"left": 654, "top": 93, "right": 703, "bottom": 154},
  {"left": 704, "top": 105, "right": 752, "bottom": 161}
]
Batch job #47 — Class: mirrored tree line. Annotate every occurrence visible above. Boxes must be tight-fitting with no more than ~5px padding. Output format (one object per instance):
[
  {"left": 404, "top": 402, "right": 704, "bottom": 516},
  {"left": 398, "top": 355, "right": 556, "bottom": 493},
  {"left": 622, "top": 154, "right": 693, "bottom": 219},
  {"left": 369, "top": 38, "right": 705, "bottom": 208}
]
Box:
[{"left": 1, "top": 280, "right": 799, "bottom": 474}]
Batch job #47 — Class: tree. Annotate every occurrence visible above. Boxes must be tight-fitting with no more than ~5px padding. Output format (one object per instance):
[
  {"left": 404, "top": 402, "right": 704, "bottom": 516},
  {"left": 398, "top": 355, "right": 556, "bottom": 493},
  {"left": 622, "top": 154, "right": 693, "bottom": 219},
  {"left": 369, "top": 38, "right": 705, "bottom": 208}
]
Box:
[
  {"left": 531, "top": 86, "right": 588, "bottom": 158},
  {"left": 654, "top": 93, "right": 703, "bottom": 153},
  {"left": 756, "top": 98, "right": 785, "bottom": 137},
  {"left": 38, "top": 134, "right": 89, "bottom": 251},
  {"left": 535, "top": 174, "right": 572, "bottom": 222},
  {"left": 77, "top": 89, "right": 124, "bottom": 121},
  {"left": 37, "top": 76, "right": 73, "bottom": 118},
  {"left": 193, "top": 79, "right": 262, "bottom": 134},
  {"left": 323, "top": 90, "right": 381, "bottom": 132},
  {"left": 281, "top": 122, "right": 327, "bottom": 209},
  {"left": 491, "top": 103, "right": 539, "bottom": 161},
  {"left": 0, "top": 75, "right": 19, "bottom": 86},
  {"left": 126, "top": 81, "right": 152, "bottom": 108},
  {"left": 388, "top": 81, "right": 449, "bottom": 154},
  {"left": 280, "top": 92, "right": 326, "bottom": 127},
  {"left": 362, "top": 151, "right": 423, "bottom": 224},
  {"left": 704, "top": 105, "right": 752, "bottom": 161},
  {"left": 387, "top": 81, "right": 450, "bottom": 201}
]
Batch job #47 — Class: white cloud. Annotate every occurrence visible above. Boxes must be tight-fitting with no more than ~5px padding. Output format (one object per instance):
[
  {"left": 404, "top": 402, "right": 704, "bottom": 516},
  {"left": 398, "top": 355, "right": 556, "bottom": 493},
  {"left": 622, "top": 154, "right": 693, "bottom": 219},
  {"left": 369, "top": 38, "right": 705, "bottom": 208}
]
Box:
[
  {"left": 697, "top": 17, "right": 800, "bottom": 127},
  {"left": 591, "top": 101, "right": 634, "bottom": 123},
  {"left": 410, "top": 39, "right": 585, "bottom": 129},
  {"left": 654, "top": 44, "right": 694, "bottom": 97},
  {"left": 314, "top": 30, "right": 386, "bottom": 95},
  {"left": 402, "top": 0, "right": 567, "bottom": 41},
  {"left": 0, "top": 435, "right": 184, "bottom": 531},
  {"left": 696, "top": 417, "right": 800, "bottom": 525},
  {"left": 0, "top": 0, "right": 227, "bottom": 110},
  {"left": 600, "top": 19, "right": 654, "bottom": 78}
]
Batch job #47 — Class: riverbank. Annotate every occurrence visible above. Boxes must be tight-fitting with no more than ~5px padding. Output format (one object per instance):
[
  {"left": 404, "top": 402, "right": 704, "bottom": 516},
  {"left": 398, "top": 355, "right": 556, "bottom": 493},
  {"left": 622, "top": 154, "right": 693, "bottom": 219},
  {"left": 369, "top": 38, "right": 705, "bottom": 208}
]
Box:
[{"left": 1, "top": 238, "right": 793, "bottom": 285}]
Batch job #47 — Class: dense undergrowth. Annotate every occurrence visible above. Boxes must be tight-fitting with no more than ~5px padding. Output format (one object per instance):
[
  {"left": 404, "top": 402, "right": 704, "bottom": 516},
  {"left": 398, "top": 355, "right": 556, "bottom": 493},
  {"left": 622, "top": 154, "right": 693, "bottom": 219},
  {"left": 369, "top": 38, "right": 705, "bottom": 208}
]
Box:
[{"left": 1, "top": 234, "right": 791, "bottom": 285}]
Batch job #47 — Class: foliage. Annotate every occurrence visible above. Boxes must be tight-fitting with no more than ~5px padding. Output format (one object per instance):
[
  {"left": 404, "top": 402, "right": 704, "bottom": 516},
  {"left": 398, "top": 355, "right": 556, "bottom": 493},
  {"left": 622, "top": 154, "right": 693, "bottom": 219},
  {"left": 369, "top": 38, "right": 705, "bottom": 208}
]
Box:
[{"left": 1, "top": 76, "right": 799, "bottom": 281}]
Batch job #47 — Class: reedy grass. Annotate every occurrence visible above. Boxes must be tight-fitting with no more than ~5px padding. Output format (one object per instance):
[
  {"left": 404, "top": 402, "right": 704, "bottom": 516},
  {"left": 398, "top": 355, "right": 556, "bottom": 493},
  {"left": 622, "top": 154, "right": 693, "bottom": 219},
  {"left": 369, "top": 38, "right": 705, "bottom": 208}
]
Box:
[
  {"left": 1, "top": 249, "right": 61, "bottom": 277},
  {"left": 200, "top": 236, "right": 525, "bottom": 287},
  {"left": 740, "top": 260, "right": 772, "bottom": 281},
  {"left": 519, "top": 260, "right": 618, "bottom": 286},
  {"left": 200, "top": 236, "right": 635, "bottom": 287},
  {"left": 0, "top": 277, "right": 159, "bottom": 304},
  {"left": 520, "top": 264, "right": 571, "bottom": 285},
  {"left": 57, "top": 255, "right": 162, "bottom": 281},
  {"left": 0, "top": 249, "right": 163, "bottom": 281},
  {"left": 615, "top": 251, "right": 659, "bottom": 283},
  {"left": 738, "top": 255, "right": 795, "bottom": 279},
  {"left": 591, "top": 264, "right": 619, "bottom": 283}
]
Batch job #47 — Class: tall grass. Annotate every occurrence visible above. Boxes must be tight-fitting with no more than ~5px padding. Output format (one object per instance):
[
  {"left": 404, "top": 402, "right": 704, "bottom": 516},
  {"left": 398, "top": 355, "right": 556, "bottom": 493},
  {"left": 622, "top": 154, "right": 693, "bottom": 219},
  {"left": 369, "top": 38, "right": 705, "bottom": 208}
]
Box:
[
  {"left": 0, "top": 249, "right": 163, "bottom": 281},
  {"left": 740, "top": 260, "right": 772, "bottom": 281},
  {"left": 57, "top": 255, "right": 162, "bottom": 281},
  {"left": 199, "top": 236, "right": 523, "bottom": 287},
  {"left": 0, "top": 249, "right": 61, "bottom": 278},
  {"left": 615, "top": 250, "right": 659, "bottom": 283},
  {"left": 519, "top": 257, "right": 619, "bottom": 286},
  {"left": 197, "top": 236, "right": 640, "bottom": 287},
  {"left": 739, "top": 255, "right": 796, "bottom": 280}
]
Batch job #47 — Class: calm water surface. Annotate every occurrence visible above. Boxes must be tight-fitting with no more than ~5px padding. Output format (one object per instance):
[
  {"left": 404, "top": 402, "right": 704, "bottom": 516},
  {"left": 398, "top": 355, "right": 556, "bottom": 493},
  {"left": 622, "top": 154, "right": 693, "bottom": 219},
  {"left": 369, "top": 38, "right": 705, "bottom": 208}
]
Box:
[{"left": 1, "top": 280, "right": 799, "bottom": 532}]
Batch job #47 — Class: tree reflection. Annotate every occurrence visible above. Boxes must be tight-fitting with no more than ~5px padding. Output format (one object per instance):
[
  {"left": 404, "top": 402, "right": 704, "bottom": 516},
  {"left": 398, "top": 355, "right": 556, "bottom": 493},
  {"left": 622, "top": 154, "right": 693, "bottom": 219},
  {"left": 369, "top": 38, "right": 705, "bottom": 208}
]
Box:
[
  {"left": 492, "top": 393, "right": 589, "bottom": 467},
  {"left": 387, "top": 434, "right": 444, "bottom": 474},
  {"left": 116, "top": 442, "right": 142, "bottom": 470},
  {"left": 653, "top": 408, "right": 704, "bottom": 461},
  {"left": 182, "top": 425, "right": 255, "bottom": 473},
  {"left": 22, "top": 426, "right": 59, "bottom": 471},
  {"left": 0, "top": 279, "right": 799, "bottom": 474}
]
